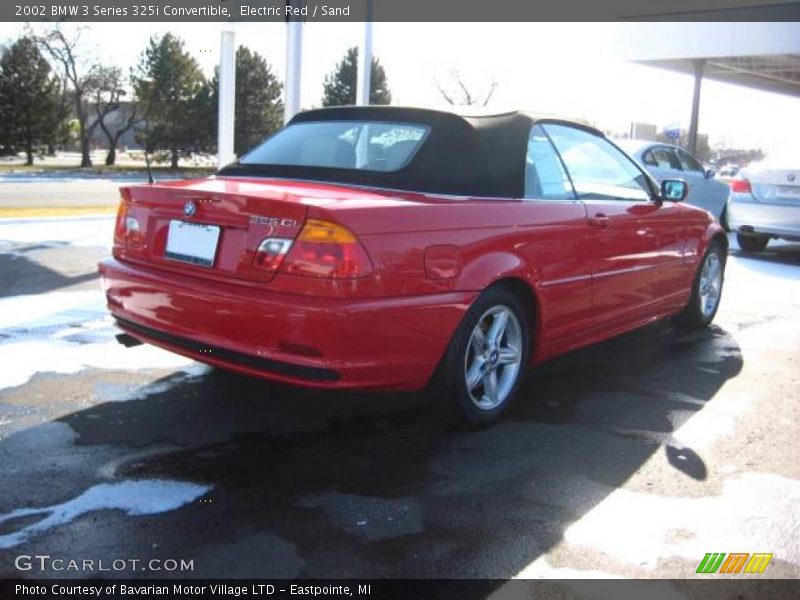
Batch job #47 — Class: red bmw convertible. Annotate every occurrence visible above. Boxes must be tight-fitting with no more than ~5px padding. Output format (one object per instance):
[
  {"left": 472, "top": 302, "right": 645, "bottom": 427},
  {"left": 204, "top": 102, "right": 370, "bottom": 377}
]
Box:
[{"left": 99, "top": 106, "right": 727, "bottom": 427}]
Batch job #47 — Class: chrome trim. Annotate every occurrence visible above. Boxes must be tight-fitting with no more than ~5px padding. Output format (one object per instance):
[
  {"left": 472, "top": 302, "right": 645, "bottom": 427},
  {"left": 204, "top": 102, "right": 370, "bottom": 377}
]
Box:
[
  {"left": 539, "top": 273, "right": 592, "bottom": 287},
  {"left": 593, "top": 264, "right": 654, "bottom": 280}
]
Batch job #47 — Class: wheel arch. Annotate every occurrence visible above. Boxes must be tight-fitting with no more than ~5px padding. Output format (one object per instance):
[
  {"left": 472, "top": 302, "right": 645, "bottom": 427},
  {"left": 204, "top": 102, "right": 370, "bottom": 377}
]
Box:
[
  {"left": 483, "top": 276, "right": 541, "bottom": 362},
  {"left": 702, "top": 221, "right": 729, "bottom": 259}
]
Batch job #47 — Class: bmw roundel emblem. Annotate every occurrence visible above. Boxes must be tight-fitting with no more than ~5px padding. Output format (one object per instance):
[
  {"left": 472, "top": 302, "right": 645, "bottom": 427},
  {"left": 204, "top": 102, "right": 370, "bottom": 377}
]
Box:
[
  {"left": 788, "top": 173, "right": 796, "bottom": 182},
  {"left": 184, "top": 201, "right": 197, "bottom": 217}
]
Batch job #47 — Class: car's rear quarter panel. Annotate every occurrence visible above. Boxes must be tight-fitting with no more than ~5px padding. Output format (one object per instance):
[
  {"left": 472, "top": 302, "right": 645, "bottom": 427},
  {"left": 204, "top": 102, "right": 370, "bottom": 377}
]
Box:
[{"left": 324, "top": 197, "right": 593, "bottom": 354}]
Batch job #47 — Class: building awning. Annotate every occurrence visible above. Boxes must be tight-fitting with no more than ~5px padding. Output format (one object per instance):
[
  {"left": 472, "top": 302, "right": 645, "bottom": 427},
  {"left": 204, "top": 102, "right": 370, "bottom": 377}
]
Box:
[
  {"left": 638, "top": 54, "right": 800, "bottom": 98},
  {"left": 615, "top": 23, "right": 800, "bottom": 99}
]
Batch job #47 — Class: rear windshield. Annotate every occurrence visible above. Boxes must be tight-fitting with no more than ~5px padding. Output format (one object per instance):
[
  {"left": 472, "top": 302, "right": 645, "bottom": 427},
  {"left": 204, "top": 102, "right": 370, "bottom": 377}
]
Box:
[{"left": 239, "top": 121, "right": 430, "bottom": 172}]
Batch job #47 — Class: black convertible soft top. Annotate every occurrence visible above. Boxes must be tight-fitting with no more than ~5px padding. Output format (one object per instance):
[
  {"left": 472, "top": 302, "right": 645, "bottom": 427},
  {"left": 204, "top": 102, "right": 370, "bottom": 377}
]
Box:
[{"left": 216, "top": 106, "right": 604, "bottom": 199}]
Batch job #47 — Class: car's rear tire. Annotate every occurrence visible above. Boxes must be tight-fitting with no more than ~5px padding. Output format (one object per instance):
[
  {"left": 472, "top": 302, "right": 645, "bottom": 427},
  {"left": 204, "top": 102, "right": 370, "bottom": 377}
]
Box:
[
  {"left": 673, "top": 241, "right": 726, "bottom": 328},
  {"left": 430, "top": 286, "right": 530, "bottom": 429},
  {"left": 736, "top": 232, "right": 769, "bottom": 252}
]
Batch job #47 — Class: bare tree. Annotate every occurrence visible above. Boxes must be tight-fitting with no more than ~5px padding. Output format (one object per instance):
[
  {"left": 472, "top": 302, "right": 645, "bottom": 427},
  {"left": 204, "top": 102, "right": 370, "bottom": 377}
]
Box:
[
  {"left": 90, "top": 67, "right": 143, "bottom": 165},
  {"left": 33, "top": 26, "right": 100, "bottom": 167},
  {"left": 435, "top": 69, "right": 497, "bottom": 107}
]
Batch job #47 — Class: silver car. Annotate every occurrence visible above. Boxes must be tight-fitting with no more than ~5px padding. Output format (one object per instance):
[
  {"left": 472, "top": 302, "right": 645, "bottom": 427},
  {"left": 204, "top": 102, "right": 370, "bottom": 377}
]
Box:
[
  {"left": 726, "top": 150, "right": 800, "bottom": 252},
  {"left": 620, "top": 140, "right": 730, "bottom": 223}
]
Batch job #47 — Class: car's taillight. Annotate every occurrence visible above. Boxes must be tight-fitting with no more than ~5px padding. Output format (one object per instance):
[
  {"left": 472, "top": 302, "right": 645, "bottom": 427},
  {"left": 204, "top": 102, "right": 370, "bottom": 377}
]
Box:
[
  {"left": 253, "top": 238, "right": 293, "bottom": 272},
  {"left": 730, "top": 178, "right": 752, "bottom": 194},
  {"left": 114, "top": 189, "right": 143, "bottom": 249},
  {"left": 281, "top": 219, "right": 373, "bottom": 279},
  {"left": 114, "top": 201, "right": 126, "bottom": 247},
  {"left": 124, "top": 215, "right": 144, "bottom": 248}
]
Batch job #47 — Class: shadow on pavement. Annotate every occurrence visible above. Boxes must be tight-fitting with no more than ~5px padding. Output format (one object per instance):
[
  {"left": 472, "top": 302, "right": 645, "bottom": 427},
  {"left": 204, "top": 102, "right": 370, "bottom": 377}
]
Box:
[
  {"left": 729, "top": 241, "right": 800, "bottom": 270},
  {"left": 0, "top": 246, "right": 100, "bottom": 297},
  {"left": 0, "top": 319, "right": 742, "bottom": 580}
]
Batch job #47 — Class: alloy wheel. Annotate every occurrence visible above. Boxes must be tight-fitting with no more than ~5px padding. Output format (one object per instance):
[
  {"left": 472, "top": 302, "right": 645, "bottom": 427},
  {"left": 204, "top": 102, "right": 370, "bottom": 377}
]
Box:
[
  {"left": 698, "top": 252, "right": 723, "bottom": 318},
  {"left": 464, "top": 305, "right": 523, "bottom": 411}
]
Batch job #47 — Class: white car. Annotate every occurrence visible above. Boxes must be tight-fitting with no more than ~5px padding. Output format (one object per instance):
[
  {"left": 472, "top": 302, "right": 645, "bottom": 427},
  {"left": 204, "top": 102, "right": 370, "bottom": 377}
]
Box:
[
  {"left": 726, "top": 150, "right": 800, "bottom": 252},
  {"left": 620, "top": 140, "right": 730, "bottom": 224}
]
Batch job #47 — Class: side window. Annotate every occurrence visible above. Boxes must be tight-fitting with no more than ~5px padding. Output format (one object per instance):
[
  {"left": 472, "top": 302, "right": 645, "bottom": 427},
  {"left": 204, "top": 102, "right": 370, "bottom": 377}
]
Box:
[
  {"left": 651, "top": 147, "right": 682, "bottom": 170},
  {"left": 676, "top": 149, "right": 703, "bottom": 173},
  {"left": 542, "top": 124, "right": 652, "bottom": 202},
  {"left": 642, "top": 150, "right": 657, "bottom": 167},
  {"left": 524, "top": 125, "right": 575, "bottom": 200}
]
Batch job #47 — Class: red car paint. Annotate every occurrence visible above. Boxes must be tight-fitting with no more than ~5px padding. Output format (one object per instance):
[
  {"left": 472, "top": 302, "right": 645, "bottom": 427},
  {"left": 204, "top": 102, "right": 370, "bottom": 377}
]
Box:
[{"left": 99, "top": 173, "right": 725, "bottom": 391}]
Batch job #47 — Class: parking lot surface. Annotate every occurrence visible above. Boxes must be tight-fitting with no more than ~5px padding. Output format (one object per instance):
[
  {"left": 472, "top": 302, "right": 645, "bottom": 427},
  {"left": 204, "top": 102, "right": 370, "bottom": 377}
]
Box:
[{"left": 0, "top": 216, "right": 798, "bottom": 580}]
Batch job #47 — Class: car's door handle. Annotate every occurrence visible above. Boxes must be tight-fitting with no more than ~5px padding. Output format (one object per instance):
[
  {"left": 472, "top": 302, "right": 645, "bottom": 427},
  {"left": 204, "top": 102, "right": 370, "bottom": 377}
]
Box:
[{"left": 589, "top": 214, "right": 610, "bottom": 227}]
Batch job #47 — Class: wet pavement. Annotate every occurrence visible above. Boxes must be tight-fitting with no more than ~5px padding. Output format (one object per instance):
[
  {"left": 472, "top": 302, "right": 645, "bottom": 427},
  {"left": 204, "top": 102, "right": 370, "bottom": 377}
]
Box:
[{"left": 0, "top": 216, "right": 798, "bottom": 580}]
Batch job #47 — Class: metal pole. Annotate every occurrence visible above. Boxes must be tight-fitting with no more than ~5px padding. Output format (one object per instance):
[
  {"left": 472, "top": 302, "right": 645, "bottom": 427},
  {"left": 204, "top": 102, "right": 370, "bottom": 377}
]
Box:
[
  {"left": 356, "top": 2, "right": 373, "bottom": 106},
  {"left": 688, "top": 58, "right": 705, "bottom": 156},
  {"left": 217, "top": 30, "right": 236, "bottom": 168},
  {"left": 284, "top": 1, "right": 304, "bottom": 124}
]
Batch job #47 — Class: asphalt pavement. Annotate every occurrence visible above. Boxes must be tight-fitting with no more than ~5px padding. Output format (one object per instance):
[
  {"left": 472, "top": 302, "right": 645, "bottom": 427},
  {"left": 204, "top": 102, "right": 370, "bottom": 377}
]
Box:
[
  {"left": 0, "top": 216, "right": 798, "bottom": 583},
  {"left": 0, "top": 180, "right": 121, "bottom": 209}
]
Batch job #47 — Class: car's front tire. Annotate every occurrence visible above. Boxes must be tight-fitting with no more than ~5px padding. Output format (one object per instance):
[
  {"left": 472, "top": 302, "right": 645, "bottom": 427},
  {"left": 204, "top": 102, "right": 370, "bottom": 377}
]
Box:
[
  {"left": 432, "top": 286, "right": 530, "bottom": 428},
  {"left": 673, "top": 241, "right": 726, "bottom": 328},
  {"left": 736, "top": 232, "right": 769, "bottom": 252}
]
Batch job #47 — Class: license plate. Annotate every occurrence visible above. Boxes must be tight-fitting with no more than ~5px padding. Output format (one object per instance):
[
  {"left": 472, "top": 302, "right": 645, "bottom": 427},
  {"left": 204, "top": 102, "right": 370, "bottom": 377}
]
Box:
[
  {"left": 778, "top": 185, "right": 800, "bottom": 197},
  {"left": 165, "top": 220, "right": 220, "bottom": 267}
]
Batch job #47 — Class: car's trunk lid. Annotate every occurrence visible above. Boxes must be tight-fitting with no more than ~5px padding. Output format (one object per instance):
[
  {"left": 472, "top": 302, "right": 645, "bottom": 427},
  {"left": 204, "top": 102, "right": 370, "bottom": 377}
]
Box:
[
  {"left": 747, "top": 166, "right": 800, "bottom": 203},
  {"left": 118, "top": 177, "right": 315, "bottom": 284}
]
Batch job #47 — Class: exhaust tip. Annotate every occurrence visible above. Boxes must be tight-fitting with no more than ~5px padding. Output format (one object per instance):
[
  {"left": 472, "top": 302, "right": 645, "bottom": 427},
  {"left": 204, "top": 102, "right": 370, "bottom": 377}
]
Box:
[{"left": 116, "top": 333, "right": 143, "bottom": 348}]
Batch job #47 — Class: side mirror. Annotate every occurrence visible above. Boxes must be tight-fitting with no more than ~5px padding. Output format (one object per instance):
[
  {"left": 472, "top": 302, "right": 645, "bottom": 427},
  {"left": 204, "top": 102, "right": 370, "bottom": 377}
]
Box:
[
  {"left": 705, "top": 168, "right": 715, "bottom": 179},
  {"left": 661, "top": 179, "right": 688, "bottom": 202}
]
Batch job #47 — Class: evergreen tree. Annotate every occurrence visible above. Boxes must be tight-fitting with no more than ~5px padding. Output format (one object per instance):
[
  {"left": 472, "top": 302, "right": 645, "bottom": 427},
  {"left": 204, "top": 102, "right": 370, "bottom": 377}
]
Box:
[
  {"left": 209, "top": 46, "right": 284, "bottom": 157},
  {"left": 0, "top": 37, "right": 65, "bottom": 165},
  {"left": 321, "top": 47, "right": 391, "bottom": 107},
  {"left": 133, "top": 33, "right": 206, "bottom": 168}
]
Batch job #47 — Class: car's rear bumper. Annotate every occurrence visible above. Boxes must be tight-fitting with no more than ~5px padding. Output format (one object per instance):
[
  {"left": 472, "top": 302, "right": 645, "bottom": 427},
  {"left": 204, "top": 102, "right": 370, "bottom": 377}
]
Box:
[
  {"left": 726, "top": 192, "right": 800, "bottom": 241},
  {"left": 99, "top": 258, "right": 474, "bottom": 391}
]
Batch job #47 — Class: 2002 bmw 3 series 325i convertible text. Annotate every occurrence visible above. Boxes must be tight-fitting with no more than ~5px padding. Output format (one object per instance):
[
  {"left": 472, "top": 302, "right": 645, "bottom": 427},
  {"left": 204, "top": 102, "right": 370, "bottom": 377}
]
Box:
[{"left": 99, "top": 106, "right": 727, "bottom": 427}]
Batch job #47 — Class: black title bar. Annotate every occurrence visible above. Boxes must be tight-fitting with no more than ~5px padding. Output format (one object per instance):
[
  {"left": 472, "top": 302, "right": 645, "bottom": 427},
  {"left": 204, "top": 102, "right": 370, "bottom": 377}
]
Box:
[
  {"left": 4, "top": 579, "right": 800, "bottom": 600},
  {"left": 5, "top": 0, "right": 800, "bottom": 22}
]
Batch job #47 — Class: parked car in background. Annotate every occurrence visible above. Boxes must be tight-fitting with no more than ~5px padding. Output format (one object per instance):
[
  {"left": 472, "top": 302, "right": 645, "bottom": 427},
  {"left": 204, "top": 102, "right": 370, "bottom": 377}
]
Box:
[
  {"left": 100, "top": 107, "right": 727, "bottom": 427},
  {"left": 620, "top": 140, "right": 730, "bottom": 224},
  {"left": 719, "top": 163, "right": 740, "bottom": 178},
  {"left": 727, "top": 149, "right": 800, "bottom": 252}
]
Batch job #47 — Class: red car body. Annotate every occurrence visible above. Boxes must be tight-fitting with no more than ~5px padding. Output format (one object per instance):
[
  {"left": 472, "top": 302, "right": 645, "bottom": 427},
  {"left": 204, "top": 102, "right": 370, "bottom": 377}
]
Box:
[{"left": 99, "top": 107, "right": 726, "bottom": 396}]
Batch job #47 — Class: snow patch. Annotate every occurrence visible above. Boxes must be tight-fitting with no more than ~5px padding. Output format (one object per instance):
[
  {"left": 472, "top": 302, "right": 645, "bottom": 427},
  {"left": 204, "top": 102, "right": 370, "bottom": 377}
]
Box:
[
  {"left": 0, "top": 337, "right": 194, "bottom": 389},
  {"left": 0, "top": 218, "right": 197, "bottom": 390},
  {"left": 0, "top": 216, "right": 113, "bottom": 248},
  {"left": 0, "top": 290, "right": 104, "bottom": 330},
  {"left": 0, "top": 479, "right": 210, "bottom": 549},
  {"left": 0, "top": 289, "right": 195, "bottom": 390}
]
